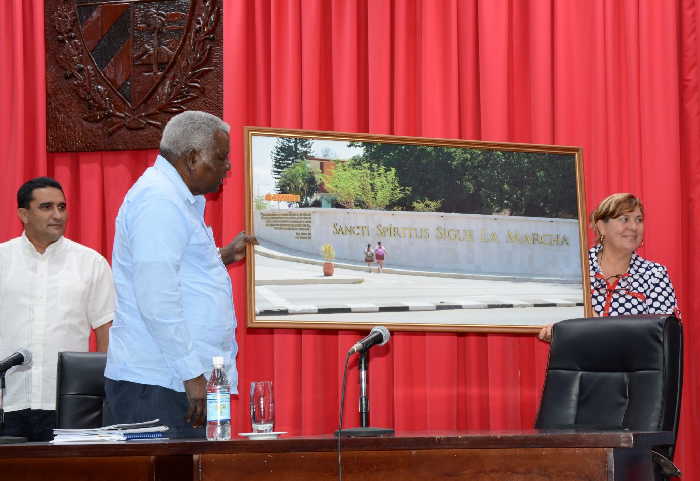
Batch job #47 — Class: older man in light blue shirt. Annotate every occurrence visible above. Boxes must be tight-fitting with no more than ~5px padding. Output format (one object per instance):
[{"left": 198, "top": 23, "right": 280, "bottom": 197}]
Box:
[{"left": 105, "top": 111, "right": 252, "bottom": 438}]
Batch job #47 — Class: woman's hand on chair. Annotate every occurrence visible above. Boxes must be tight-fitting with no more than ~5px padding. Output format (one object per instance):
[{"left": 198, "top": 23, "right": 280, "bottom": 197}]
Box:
[{"left": 538, "top": 324, "right": 553, "bottom": 343}]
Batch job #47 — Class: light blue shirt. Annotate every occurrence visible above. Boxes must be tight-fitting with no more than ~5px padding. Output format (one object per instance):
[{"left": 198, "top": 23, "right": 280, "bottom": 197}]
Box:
[{"left": 106, "top": 156, "right": 237, "bottom": 393}]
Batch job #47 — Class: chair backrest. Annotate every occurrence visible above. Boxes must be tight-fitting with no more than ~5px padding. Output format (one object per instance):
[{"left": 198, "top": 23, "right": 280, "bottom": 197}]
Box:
[
  {"left": 55, "top": 351, "right": 107, "bottom": 429},
  {"left": 535, "top": 315, "right": 682, "bottom": 458}
]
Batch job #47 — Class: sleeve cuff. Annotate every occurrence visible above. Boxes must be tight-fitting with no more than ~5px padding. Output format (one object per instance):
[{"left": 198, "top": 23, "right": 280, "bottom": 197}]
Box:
[
  {"left": 172, "top": 351, "right": 206, "bottom": 383},
  {"left": 91, "top": 312, "right": 114, "bottom": 329}
]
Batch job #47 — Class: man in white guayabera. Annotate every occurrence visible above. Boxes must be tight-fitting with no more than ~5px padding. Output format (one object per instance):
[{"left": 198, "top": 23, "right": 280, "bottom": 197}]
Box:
[{"left": 0, "top": 177, "right": 114, "bottom": 441}]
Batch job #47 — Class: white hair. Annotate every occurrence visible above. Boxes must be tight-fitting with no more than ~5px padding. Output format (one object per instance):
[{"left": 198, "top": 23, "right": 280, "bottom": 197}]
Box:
[{"left": 159, "top": 111, "right": 230, "bottom": 162}]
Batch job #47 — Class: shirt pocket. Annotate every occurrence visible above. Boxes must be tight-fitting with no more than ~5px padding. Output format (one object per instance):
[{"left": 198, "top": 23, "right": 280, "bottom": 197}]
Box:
[
  {"left": 190, "top": 224, "right": 212, "bottom": 248},
  {"left": 54, "top": 268, "right": 90, "bottom": 336},
  {"left": 187, "top": 225, "right": 225, "bottom": 274}
]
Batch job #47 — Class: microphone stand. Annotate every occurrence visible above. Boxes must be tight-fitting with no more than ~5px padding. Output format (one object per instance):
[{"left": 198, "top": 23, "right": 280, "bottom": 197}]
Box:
[
  {"left": 0, "top": 372, "right": 27, "bottom": 444},
  {"left": 359, "top": 351, "right": 369, "bottom": 427},
  {"left": 336, "top": 350, "right": 394, "bottom": 437}
]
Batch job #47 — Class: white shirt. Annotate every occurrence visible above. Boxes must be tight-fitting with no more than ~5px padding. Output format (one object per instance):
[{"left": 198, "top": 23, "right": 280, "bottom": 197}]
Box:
[{"left": 0, "top": 233, "right": 114, "bottom": 411}]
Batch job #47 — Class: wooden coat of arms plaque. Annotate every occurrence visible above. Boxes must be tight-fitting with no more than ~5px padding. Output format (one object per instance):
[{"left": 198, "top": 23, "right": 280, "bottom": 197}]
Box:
[{"left": 45, "top": 0, "right": 223, "bottom": 152}]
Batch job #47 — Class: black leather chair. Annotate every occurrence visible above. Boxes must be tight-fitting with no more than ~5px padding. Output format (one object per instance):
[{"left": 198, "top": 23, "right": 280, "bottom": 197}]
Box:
[
  {"left": 535, "top": 314, "right": 683, "bottom": 480},
  {"left": 55, "top": 351, "right": 107, "bottom": 429}
]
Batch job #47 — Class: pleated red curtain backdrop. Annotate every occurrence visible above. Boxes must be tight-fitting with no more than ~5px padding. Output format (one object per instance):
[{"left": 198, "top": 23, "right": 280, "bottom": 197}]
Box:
[
  {"left": 0, "top": 0, "right": 47, "bottom": 244},
  {"left": 1, "top": 0, "right": 699, "bottom": 477}
]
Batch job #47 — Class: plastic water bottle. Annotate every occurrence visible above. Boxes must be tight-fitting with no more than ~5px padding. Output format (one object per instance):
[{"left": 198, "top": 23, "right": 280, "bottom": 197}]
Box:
[{"left": 206, "top": 356, "right": 231, "bottom": 440}]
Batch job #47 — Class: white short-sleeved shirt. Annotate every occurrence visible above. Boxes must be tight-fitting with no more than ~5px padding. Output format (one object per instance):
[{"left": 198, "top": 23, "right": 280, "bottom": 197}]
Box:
[{"left": 0, "top": 233, "right": 115, "bottom": 411}]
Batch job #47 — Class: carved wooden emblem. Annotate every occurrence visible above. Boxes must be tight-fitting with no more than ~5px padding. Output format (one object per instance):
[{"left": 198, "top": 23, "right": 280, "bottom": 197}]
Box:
[{"left": 45, "top": 0, "right": 223, "bottom": 152}]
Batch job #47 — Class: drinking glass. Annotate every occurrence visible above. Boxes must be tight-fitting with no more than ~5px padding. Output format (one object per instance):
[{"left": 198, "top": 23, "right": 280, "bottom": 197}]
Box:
[{"left": 249, "top": 381, "right": 274, "bottom": 432}]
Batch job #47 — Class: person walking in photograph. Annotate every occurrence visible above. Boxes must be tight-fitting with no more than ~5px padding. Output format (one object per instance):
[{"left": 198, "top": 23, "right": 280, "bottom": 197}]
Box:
[
  {"left": 375, "top": 241, "right": 386, "bottom": 273},
  {"left": 364, "top": 243, "right": 375, "bottom": 272}
]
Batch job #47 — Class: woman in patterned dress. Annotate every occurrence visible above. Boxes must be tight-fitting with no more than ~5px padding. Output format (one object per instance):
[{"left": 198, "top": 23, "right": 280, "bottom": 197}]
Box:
[{"left": 538, "top": 193, "right": 678, "bottom": 342}]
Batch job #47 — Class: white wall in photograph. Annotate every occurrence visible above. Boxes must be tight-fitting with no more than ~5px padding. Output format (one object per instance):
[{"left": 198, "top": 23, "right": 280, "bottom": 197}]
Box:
[{"left": 254, "top": 207, "right": 581, "bottom": 281}]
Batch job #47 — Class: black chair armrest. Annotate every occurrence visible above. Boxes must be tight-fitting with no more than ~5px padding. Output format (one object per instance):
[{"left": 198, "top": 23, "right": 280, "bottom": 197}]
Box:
[{"left": 651, "top": 450, "right": 681, "bottom": 478}]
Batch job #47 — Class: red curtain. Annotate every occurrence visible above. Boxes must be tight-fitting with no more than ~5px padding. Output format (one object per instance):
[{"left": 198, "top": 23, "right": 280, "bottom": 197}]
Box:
[{"left": 1, "top": 0, "right": 698, "bottom": 477}]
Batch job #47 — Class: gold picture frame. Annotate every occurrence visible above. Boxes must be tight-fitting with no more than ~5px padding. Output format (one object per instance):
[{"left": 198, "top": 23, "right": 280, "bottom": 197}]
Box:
[{"left": 245, "top": 127, "right": 591, "bottom": 333}]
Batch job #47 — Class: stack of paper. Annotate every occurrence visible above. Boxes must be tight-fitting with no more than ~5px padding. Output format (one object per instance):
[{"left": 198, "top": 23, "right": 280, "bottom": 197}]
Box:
[{"left": 52, "top": 419, "right": 169, "bottom": 443}]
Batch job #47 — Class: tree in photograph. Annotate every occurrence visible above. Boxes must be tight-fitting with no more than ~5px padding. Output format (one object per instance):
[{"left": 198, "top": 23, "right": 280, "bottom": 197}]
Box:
[
  {"left": 412, "top": 198, "right": 443, "bottom": 212},
  {"left": 320, "top": 161, "right": 363, "bottom": 208},
  {"left": 475, "top": 151, "right": 577, "bottom": 218},
  {"left": 271, "top": 137, "right": 313, "bottom": 185},
  {"left": 350, "top": 142, "right": 487, "bottom": 212},
  {"left": 350, "top": 141, "right": 577, "bottom": 217},
  {"left": 322, "top": 161, "right": 409, "bottom": 210},
  {"left": 276, "top": 160, "right": 319, "bottom": 206},
  {"left": 363, "top": 163, "right": 410, "bottom": 209}
]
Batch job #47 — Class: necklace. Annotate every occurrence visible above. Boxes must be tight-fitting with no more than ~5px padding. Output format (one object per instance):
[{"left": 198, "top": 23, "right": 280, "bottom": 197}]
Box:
[
  {"left": 598, "top": 248, "right": 631, "bottom": 280},
  {"left": 604, "top": 273, "right": 625, "bottom": 282}
]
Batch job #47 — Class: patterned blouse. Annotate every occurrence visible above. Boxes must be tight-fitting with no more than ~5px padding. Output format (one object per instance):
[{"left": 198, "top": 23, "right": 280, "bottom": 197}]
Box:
[{"left": 589, "top": 244, "right": 678, "bottom": 317}]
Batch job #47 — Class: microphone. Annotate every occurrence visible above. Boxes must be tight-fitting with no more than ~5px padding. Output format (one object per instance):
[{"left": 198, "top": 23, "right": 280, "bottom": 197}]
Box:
[
  {"left": 348, "top": 326, "right": 390, "bottom": 354},
  {"left": 0, "top": 349, "right": 31, "bottom": 375}
]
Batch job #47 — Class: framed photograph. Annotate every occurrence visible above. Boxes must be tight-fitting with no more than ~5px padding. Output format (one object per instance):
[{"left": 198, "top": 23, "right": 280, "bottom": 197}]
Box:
[{"left": 244, "top": 127, "right": 590, "bottom": 332}]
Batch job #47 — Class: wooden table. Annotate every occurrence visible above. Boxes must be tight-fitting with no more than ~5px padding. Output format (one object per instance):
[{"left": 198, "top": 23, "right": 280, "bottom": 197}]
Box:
[{"left": 0, "top": 430, "right": 670, "bottom": 481}]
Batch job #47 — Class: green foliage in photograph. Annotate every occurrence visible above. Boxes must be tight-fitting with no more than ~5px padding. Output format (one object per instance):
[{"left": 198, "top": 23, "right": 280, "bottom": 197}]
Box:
[
  {"left": 254, "top": 195, "right": 271, "bottom": 211},
  {"left": 348, "top": 142, "right": 577, "bottom": 218},
  {"left": 276, "top": 160, "right": 319, "bottom": 206},
  {"left": 321, "top": 161, "right": 410, "bottom": 210},
  {"left": 412, "top": 198, "right": 443, "bottom": 212},
  {"left": 320, "top": 243, "right": 335, "bottom": 261},
  {"left": 271, "top": 137, "right": 313, "bottom": 184}
]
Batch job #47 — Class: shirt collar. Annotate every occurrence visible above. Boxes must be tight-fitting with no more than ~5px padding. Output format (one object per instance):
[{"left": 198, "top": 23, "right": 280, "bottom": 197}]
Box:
[
  {"left": 153, "top": 155, "right": 206, "bottom": 216},
  {"left": 21, "top": 231, "right": 65, "bottom": 257},
  {"left": 590, "top": 244, "right": 602, "bottom": 274},
  {"left": 627, "top": 252, "right": 642, "bottom": 275},
  {"left": 153, "top": 155, "right": 199, "bottom": 206}
]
